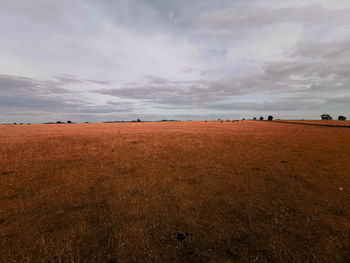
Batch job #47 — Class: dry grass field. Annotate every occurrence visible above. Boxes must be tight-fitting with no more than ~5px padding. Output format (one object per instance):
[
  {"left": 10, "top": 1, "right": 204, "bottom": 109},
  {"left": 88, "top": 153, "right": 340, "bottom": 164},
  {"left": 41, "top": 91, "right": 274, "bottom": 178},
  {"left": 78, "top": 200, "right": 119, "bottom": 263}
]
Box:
[
  {"left": 0, "top": 121, "right": 349, "bottom": 262},
  {"left": 274, "top": 120, "right": 350, "bottom": 127}
]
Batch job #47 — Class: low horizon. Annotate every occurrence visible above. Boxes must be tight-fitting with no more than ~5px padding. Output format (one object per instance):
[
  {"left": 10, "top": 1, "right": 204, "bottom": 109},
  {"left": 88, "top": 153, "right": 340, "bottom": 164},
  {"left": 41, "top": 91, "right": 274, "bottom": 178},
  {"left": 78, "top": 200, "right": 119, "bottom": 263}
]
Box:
[
  {"left": 1, "top": 0, "right": 349, "bottom": 123},
  {"left": 2, "top": 115, "right": 348, "bottom": 125}
]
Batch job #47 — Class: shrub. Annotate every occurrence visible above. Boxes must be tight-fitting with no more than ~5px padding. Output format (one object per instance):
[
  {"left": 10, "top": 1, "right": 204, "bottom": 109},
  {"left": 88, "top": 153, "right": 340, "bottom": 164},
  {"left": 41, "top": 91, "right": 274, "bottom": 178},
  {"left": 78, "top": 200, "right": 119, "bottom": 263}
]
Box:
[{"left": 321, "top": 114, "right": 332, "bottom": 120}]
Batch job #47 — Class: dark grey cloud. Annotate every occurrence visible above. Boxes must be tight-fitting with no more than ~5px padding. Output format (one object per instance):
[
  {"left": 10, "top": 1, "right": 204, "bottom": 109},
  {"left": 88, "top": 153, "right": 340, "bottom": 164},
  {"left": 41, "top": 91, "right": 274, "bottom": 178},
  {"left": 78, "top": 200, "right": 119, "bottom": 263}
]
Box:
[
  {"left": 200, "top": 4, "right": 350, "bottom": 28},
  {"left": 0, "top": 74, "right": 37, "bottom": 91},
  {"left": 294, "top": 41, "right": 350, "bottom": 60},
  {"left": 94, "top": 70, "right": 347, "bottom": 112},
  {"left": 209, "top": 98, "right": 323, "bottom": 111},
  {"left": 0, "top": 74, "right": 81, "bottom": 109},
  {"left": 0, "top": 74, "right": 138, "bottom": 122},
  {"left": 95, "top": 78, "right": 245, "bottom": 106},
  {"left": 85, "top": 79, "right": 111, "bottom": 85},
  {"left": 54, "top": 75, "right": 83, "bottom": 84}
]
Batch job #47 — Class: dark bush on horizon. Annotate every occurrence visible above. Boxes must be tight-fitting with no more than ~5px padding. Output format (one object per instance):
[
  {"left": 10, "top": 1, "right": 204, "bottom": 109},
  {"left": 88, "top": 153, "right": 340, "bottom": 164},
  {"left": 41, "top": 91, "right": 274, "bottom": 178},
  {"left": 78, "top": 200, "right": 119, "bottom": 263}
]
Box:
[
  {"left": 321, "top": 114, "right": 332, "bottom": 120},
  {"left": 338, "top": 116, "right": 347, "bottom": 120},
  {"left": 260, "top": 117, "right": 264, "bottom": 120},
  {"left": 268, "top": 116, "right": 273, "bottom": 121}
]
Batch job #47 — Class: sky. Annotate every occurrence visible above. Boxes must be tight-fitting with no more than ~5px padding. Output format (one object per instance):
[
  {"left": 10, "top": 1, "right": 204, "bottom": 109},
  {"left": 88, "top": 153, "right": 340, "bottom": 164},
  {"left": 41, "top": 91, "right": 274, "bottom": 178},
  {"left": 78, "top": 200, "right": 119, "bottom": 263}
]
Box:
[{"left": 0, "top": 0, "right": 349, "bottom": 123}]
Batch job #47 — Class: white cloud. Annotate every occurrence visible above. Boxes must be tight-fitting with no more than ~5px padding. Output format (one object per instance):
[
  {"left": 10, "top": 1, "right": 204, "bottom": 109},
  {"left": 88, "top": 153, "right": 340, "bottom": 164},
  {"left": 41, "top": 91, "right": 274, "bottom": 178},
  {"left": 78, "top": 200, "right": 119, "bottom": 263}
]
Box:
[{"left": 0, "top": 0, "right": 349, "bottom": 122}]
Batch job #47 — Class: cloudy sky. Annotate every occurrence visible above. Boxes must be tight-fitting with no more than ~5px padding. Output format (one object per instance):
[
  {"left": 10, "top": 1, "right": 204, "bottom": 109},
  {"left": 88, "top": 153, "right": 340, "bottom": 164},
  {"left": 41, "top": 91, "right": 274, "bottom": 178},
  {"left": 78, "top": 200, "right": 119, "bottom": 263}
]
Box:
[{"left": 0, "top": 0, "right": 349, "bottom": 123}]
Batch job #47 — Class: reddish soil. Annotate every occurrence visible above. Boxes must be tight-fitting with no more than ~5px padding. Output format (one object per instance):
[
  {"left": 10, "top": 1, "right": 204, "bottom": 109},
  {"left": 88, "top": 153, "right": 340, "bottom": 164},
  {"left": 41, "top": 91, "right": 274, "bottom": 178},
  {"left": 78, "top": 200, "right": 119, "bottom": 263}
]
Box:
[
  {"left": 275, "top": 120, "right": 350, "bottom": 127},
  {"left": 0, "top": 121, "right": 349, "bottom": 262}
]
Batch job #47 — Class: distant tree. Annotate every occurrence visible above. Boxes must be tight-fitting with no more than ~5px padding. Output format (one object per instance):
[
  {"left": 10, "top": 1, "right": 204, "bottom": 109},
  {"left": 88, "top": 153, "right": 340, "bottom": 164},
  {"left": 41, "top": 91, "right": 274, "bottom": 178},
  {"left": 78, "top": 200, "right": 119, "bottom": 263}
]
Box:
[
  {"left": 321, "top": 114, "right": 332, "bottom": 120},
  {"left": 253, "top": 117, "right": 257, "bottom": 120},
  {"left": 56, "top": 121, "right": 62, "bottom": 124},
  {"left": 268, "top": 115, "right": 273, "bottom": 121},
  {"left": 338, "top": 116, "right": 347, "bottom": 120},
  {"left": 67, "top": 120, "right": 72, "bottom": 123},
  {"left": 137, "top": 119, "right": 141, "bottom": 122},
  {"left": 260, "top": 117, "right": 264, "bottom": 120}
]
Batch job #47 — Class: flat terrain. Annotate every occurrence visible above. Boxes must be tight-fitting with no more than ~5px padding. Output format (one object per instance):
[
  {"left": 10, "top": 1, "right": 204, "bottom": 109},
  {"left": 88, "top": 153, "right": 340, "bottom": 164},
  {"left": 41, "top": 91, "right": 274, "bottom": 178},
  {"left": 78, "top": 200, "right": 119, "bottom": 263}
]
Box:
[
  {"left": 0, "top": 121, "right": 349, "bottom": 262},
  {"left": 275, "top": 120, "right": 350, "bottom": 127}
]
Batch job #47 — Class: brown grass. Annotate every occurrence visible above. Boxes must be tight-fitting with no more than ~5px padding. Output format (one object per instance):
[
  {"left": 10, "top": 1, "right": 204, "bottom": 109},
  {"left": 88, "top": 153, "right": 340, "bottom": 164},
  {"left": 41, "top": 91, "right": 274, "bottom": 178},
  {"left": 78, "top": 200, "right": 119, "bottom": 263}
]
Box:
[
  {"left": 0, "top": 121, "right": 349, "bottom": 262},
  {"left": 274, "top": 120, "right": 350, "bottom": 127}
]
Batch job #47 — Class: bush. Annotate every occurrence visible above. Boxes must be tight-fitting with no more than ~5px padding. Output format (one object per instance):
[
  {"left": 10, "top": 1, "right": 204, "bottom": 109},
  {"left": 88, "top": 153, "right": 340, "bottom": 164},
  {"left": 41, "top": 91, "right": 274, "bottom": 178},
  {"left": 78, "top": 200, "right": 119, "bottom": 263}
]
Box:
[
  {"left": 321, "top": 114, "right": 332, "bottom": 120},
  {"left": 338, "top": 116, "right": 347, "bottom": 120},
  {"left": 260, "top": 117, "right": 264, "bottom": 120},
  {"left": 268, "top": 116, "right": 273, "bottom": 121}
]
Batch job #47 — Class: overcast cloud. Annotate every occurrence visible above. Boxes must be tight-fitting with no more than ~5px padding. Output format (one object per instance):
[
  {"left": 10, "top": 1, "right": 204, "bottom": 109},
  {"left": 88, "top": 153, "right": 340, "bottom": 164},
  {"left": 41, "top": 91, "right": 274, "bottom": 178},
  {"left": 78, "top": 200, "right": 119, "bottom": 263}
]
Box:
[{"left": 0, "top": 0, "right": 349, "bottom": 122}]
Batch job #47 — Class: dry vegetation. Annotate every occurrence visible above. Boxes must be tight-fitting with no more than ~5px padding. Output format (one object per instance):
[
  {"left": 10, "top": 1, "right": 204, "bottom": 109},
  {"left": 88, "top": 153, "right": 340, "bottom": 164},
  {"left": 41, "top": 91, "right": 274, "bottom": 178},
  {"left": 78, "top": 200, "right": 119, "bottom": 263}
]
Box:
[
  {"left": 0, "top": 121, "right": 349, "bottom": 262},
  {"left": 274, "top": 120, "right": 350, "bottom": 127}
]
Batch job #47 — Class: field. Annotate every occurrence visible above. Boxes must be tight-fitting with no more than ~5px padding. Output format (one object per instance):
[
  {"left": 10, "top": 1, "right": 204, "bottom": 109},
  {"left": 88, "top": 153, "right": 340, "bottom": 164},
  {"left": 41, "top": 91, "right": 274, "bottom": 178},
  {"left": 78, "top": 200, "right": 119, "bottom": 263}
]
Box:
[
  {"left": 274, "top": 120, "right": 350, "bottom": 127},
  {"left": 0, "top": 121, "right": 349, "bottom": 262}
]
